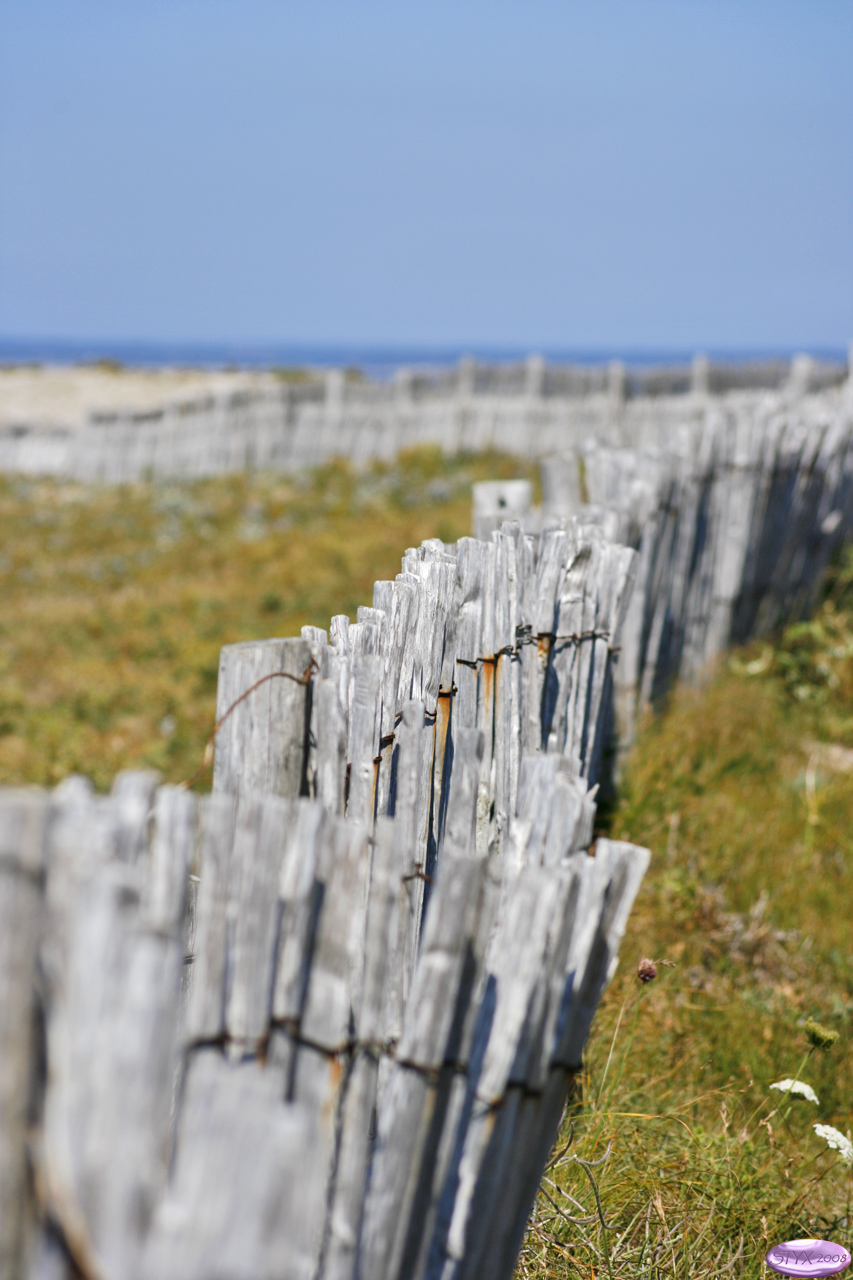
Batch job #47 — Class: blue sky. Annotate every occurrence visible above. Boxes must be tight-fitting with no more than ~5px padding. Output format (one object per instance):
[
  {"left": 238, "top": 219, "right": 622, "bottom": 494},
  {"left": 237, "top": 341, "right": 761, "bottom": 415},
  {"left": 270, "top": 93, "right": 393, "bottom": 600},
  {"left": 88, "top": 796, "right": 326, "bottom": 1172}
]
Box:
[{"left": 1, "top": 0, "right": 851, "bottom": 353}]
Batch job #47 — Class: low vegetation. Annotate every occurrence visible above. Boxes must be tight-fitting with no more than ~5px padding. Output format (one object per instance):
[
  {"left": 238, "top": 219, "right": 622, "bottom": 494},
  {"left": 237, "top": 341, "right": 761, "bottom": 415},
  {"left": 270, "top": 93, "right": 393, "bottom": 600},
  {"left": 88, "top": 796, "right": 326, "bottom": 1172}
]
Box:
[
  {"left": 524, "top": 554, "right": 853, "bottom": 1278},
  {"left": 1, "top": 449, "right": 851, "bottom": 1277}
]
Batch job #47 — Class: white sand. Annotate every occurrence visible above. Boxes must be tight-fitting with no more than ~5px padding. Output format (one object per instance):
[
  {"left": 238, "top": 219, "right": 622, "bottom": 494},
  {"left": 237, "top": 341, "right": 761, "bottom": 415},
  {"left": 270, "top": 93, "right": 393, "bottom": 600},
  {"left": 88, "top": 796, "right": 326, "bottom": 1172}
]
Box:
[{"left": 0, "top": 365, "right": 279, "bottom": 431}]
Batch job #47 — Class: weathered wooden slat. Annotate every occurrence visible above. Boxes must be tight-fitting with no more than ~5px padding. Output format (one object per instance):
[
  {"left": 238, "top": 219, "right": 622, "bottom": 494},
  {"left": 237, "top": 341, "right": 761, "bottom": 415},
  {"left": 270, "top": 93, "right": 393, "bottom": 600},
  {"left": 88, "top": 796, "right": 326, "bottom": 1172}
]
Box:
[
  {"left": 490, "top": 650, "right": 514, "bottom": 864},
  {"left": 346, "top": 653, "right": 382, "bottom": 828},
  {"left": 355, "top": 1064, "right": 438, "bottom": 1280},
  {"left": 318, "top": 817, "right": 403, "bottom": 1279},
  {"left": 474, "top": 1067, "right": 575, "bottom": 1280},
  {"left": 554, "top": 838, "right": 651, "bottom": 1069},
  {"left": 145, "top": 786, "right": 197, "bottom": 933},
  {"left": 314, "top": 676, "right": 348, "bottom": 815},
  {"left": 439, "top": 728, "right": 485, "bottom": 864},
  {"left": 534, "top": 525, "right": 570, "bottom": 638},
  {"left": 0, "top": 791, "right": 47, "bottom": 1280},
  {"left": 141, "top": 1051, "right": 323, "bottom": 1280},
  {"left": 395, "top": 571, "right": 423, "bottom": 706},
  {"left": 454, "top": 538, "right": 486, "bottom": 666},
  {"left": 38, "top": 786, "right": 195, "bottom": 1280},
  {"left": 186, "top": 793, "right": 237, "bottom": 1043},
  {"left": 110, "top": 769, "right": 159, "bottom": 864},
  {"left": 226, "top": 796, "right": 291, "bottom": 1052},
  {"left": 272, "top": 801, "right": 326, "bottom": 1024},
  {"left": 388, "top": 701, "right": 426, "bottom": 1031},
  {"left": 320, "top": 1048, "right": 379, "bottom": 1280},
  {"left": 299, "top": 819, "right": 368, "bottom": 1052},
  {"left": 396, "top": 852, "right": 485, "bottom": 1073},
  {"left": 212, "top": 637, "right": 313, "bottom": 799}
]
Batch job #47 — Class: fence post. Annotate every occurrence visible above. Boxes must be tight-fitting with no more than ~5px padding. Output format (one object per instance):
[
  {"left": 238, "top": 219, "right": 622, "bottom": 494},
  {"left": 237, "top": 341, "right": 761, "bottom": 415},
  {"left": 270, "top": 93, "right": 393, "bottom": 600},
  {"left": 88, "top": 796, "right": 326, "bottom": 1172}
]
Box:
[
  {"left": 212, "top": 637, "right": 313, "bottom": 800},
  {"left": 525, "top": 353, "right": 545, "bottom": 399},
  {"left": 691, "top": 352, "right": 710, "bottom": 396}
]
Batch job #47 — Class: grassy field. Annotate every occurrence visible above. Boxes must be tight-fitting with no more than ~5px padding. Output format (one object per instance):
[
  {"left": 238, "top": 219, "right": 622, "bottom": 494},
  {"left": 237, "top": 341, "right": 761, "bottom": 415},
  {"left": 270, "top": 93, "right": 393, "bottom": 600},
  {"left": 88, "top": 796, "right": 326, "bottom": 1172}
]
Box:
[
  {"left": 0, "top": 448, "right": 533, "bottom": 790},
  {"left": 523, "top": 562, "right": 853, "bottom": 1278},
  {"left": 1, "top": 449, "right": 851, "bottom": 1277}
]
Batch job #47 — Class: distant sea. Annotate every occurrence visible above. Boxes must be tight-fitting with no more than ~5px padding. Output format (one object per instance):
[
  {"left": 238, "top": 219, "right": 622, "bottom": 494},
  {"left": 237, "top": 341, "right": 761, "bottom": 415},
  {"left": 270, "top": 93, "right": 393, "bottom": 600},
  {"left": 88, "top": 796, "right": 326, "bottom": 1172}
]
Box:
[{"left": 0, "top": 336, "right": 847, "bottom": 381}]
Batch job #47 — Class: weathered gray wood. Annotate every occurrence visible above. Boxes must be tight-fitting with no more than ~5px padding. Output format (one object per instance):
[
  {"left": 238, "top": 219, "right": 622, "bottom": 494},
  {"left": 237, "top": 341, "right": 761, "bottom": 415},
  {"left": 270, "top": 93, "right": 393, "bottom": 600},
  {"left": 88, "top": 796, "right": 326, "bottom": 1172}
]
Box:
[
  {"left": 110, "top": 769, "right": 159, "bottom": 864},
  {"left": 387, "top": 701, "right": 425, "bottom": 1035},
  {"left": 315, "top": 676, "right": 348, "bottom": 815},
  {"left": 213, "top": 637, "right": 313, "bottom": 799},
  {"left": 476, "top": 866, "right": 561, "bottom": 1104},
  {"left": 145, "top": 786, "right": 196, "bottom": 932},
  {"left": 346, "top": 653, "right": 382, "bottom": 828},
  {"left": 408, "top": 566, "right": 440, "bottom": 710},
  {"left": 554, "top": 838, "right": 650, "bottom": 1068},
  {"left": 319, "top": 818, "right": 403, "bottom": 1279},
  {"left": 396, "top": 852, "right": 485, "bottom": 1072},
  {"left": 37, "top": 786, "right": 195, "bottom": 1280},
  {"left": 0, "top": 791, "right": 47, "bottom": 1280},
  {"left": 226, "top": 796, "right": 291, "bottom": 1052},
  {"left": 358, "top": 817, "right": 403, "bottom": 1045},
  {"left": 534, "top": 526, "right": 570, "bottom": 638},
  {"left": 141, "top": 1051, "right": 323, "bottom": 1280},
  {"left": 272, "top": 801, "right": 326, "bottom": 1024},
  {"left": 454, "top": 538, "right": 486, "bottom": 665},
  {"left": 395, "top": 572, "right": 423, "bottom": 706},
  {"left": 490, "top": 651, "right": 512, "bottom": 865},
  {"left": 373, "top": 581, "right": 414, "bottom": 738},
  {"left": 320, "top": 1048, "right": 379, "bottom": 1280},
  {"left": 186, "top": 794, "right": 237, "bottom": 1043},
  {"left": 474, "top": 1067, "right": 574, "bottom": 1280},
  {"left": 300, "top": 819, "right": 368, "bottom": 1051},
  {"left": 424, "top": 559, "right": 457, "bottom": 713},
  {"left": 355, "top": 1064, "right": 437, "bottom": 1280},
  {"left": 439, "top": 728, "right": 484, "bottom": 863},
  {"left": 330, "top": 614, "right": 351, "bottom": 659}
]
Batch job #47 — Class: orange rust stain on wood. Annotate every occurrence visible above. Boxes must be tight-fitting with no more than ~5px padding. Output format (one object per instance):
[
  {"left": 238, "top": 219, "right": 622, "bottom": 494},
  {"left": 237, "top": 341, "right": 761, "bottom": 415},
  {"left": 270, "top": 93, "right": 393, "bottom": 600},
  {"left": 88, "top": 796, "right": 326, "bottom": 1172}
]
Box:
[
  {"left": 323, "top": 1055, "right": 346, "bottom": 1125},
  {"left": 480, "top": 658, "right": 496, "bottom": 710},
  {"left": 436, "top": 694, "right": 451, "bottom": 755}
]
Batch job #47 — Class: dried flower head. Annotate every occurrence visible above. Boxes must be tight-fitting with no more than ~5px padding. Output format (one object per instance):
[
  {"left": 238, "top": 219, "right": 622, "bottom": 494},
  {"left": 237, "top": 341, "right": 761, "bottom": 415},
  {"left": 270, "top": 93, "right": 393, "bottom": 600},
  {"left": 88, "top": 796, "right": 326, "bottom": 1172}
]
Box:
[
  {"left": 805, "top": 1017, "right": 839, "bottom": 1050},
  {"left": 637, "top": 958, "right": 658, "bottom": 983}
]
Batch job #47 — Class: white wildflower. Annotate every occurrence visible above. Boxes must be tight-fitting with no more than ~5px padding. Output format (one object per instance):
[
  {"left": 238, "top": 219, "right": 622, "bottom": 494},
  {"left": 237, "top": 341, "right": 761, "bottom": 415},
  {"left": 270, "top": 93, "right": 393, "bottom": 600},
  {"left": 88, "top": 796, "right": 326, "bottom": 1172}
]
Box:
[
  {"left": 813, "top": 1124, "right": 853, "bottom": 1164},
  {"left": 769, "top": 1079, "right": 819, "bottom": 1104}
]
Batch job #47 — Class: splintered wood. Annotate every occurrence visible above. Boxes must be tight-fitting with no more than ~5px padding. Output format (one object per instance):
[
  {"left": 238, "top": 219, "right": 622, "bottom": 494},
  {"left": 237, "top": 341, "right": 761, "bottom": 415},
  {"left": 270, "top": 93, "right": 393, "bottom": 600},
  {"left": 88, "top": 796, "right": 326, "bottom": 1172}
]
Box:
[{"left": 0, "top": 515, "right": 649, "bottom": 1280}]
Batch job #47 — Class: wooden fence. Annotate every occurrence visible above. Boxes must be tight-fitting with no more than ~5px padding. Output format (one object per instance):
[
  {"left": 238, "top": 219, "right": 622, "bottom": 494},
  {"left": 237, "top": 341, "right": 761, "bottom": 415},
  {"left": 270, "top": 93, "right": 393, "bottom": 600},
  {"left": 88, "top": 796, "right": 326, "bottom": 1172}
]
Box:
[
  {"left": 1, "top": 356, "right": 848, "bottom": 484},
  {"left": 0, "top": 521, "right": 650, "bottom": 1280},
  {"left": 5, "top": 368, "right": 851, "bottom": 1278},
  {"left": 532, "top": 388, "right": 853, "bottom": 741}
]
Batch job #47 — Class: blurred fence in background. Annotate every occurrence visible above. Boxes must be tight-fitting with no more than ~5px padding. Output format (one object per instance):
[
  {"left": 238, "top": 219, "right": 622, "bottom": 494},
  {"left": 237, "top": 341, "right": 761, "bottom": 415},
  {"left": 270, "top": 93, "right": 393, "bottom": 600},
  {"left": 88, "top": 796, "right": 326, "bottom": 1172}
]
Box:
[
  {"left": 0, "top": 352, "right": 849, "bottom": 483},
  {"left": 475, "top": 371, "right": 853, "bottom": 743}
]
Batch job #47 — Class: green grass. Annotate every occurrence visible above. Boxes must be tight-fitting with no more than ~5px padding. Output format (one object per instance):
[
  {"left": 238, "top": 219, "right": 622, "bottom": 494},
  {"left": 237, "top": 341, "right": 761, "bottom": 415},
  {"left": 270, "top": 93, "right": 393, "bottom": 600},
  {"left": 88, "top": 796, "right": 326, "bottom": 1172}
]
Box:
[
  {"left": 0, "top": 448, "right": 535, "bottom": 791},
  {"left": 522, "top": 555, "right": 853, "bottom": 1278},
  {"left": 2, "top": 450, "right": 852, "bottom": 1276}
]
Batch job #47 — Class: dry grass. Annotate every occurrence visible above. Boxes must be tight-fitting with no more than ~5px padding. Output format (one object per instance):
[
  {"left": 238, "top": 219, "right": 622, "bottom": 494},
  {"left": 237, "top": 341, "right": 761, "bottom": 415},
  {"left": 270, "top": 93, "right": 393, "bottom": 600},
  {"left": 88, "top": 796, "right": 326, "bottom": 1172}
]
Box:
[{"left": 0, "top": 447, "right": 534, "bottom": 790}]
